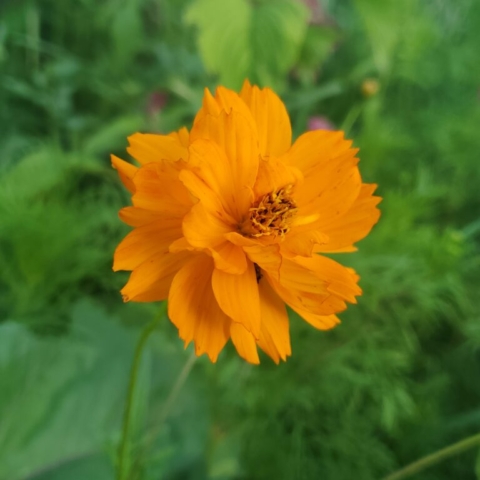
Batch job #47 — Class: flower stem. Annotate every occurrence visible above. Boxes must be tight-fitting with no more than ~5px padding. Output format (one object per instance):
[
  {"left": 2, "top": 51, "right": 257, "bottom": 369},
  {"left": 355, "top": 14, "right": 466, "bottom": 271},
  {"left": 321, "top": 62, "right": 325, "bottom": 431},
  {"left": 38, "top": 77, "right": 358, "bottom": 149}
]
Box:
[
  {"left": 383, "top": 432, "right": 480, "bottom": 480},
  {"left": 140, "top": 349, "right": 197, "bottom": 449},
  {"left": 116, "top": 303, "right": 167, "bottom": 480},
  {"left": 159, "top": 349, "right": 198, "bottom": 424}
]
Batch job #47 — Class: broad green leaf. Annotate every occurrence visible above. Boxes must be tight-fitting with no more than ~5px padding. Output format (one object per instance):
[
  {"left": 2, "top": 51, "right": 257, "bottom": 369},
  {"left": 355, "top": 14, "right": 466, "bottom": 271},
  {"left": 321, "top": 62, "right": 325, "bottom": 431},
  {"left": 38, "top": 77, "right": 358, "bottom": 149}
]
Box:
[
  {"left": 296, "top": 25, "right": 341, "bottom": 85},
  {"left": 83, "top": 114, "right": 144, "bottom": 156},
  {"left": 33, "top": 454, "right": 114, "bottom": 480},
  {"left": 0, "top": 300, "right": 135, "bottom": 480},
  {"left": 353, "top": 0, "right": 406, "bottom": 75},
  {"left": 110, "top": 0, "right": 145, "bottom": 67},
  {"left": 476, "top": 447, "right": 480, "bottom": 479},
  {"left": 185, "top": 0, "right": 250, "bottom": 89},
  {"left": 185, "top": 0, "right": 309, "bottom": 90}
]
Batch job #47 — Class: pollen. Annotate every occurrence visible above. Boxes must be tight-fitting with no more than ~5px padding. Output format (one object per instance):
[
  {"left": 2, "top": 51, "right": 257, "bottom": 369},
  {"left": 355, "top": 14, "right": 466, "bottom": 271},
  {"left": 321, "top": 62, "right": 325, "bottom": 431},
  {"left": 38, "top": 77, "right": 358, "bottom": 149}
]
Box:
[{"left": 243, "top": 185, "right": 298, "bottom": 239}]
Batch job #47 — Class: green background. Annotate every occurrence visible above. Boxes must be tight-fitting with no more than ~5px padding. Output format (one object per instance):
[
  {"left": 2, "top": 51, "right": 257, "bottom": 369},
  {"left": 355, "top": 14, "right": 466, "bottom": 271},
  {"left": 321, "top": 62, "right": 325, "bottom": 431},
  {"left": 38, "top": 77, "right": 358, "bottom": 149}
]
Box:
[{"left": 1, "top": 0, "right": 480, "bottom": 478}]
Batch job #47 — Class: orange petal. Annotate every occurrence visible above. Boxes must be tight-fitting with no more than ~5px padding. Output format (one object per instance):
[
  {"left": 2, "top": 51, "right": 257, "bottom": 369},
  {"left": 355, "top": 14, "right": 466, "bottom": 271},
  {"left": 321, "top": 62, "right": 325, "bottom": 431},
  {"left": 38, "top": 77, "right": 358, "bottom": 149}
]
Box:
[
  {"left": 225, "top": 231, "right": 262, "bottom": 248},
  {"left": 119, "top": 207, "right": 163, "bottom": 227},
  {"left": 281, "top": 229, "right": 329, "bottom": 257},
  {"left": 189, "top": 111, "right": 259, "bottom": 220},
  {"left": 168, "top": 255, "right": 230, "bottom": 362},
  {"left": 292, "top": 148, "right": 362, "bottom": 223},
  {"left": 293, "top": 308, "right": 340, "bottom": 331},
  {"left": 211, "top": 242, "right": 248, "bottom": 274},
  {"left": 212, "top": 261, "right": 261, "bottom": 338},
  {"left": 182, "top": 200, "right": 247, "bottom": 273},
  {"left": 230, "top": 322, "right": 260, "bottom": 365},
  {"left": 111, "top": 154, "right": 137, "bottom": 193},
  {"left": 169, "top": 237, "right": 194, "bottom": 253},
  {"left": 283, "top": 129, "right": 350, "bottom": 175},
  {"left": 113, "top": 218, "right": 183, "bottom": 272},
  {"left": 253, "top": 157, "right": 303, "bottom": 199},
  {"left": 264, "top": 255, "right": 361, "bottom": 317},
  {"left": 132, "top": 163, "right": 191, "bottom": 217},
  {"left": 168, "top": 126, "right": 189, "bottom": 148},
  {"left": 240, "top": 79, "right": 292, "bottom": 157},
  {"left": 194, "top": 86, "right": 257, "bottom": 135},
  {"left": 283, "top": 255, "right": 362, "bottom": 303},
  {"left": 182, "top": 203, "right": 232, "bottom": 251},
  {"left": 127, "top": 132, "right": 188, "bottom": 165},
  {"left": 268, "top": 277, "right": 347, "bottom": 317},
  {"left": 316, "top": 183, "right": 382, "bottom": 253},
  {"left": 257, "top": 279, "right": 291, "bottom": 363},
  {"left": 121, "top": 250, "right": 191, "bottom": 302},
  {"left": 185, "top": 138, "right": 253, "bottom": 221},
  {"left": 242, "top": 244, "right": 282, "bottom": 281}
]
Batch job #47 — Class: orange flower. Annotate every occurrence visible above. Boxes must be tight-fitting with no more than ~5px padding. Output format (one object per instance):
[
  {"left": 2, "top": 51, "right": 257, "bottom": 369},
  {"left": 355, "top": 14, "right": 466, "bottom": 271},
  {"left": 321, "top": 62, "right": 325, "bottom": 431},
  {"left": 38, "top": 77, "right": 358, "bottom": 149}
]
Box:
[{"left": 113, "top": 81, "right": 381, "bottom": 364}]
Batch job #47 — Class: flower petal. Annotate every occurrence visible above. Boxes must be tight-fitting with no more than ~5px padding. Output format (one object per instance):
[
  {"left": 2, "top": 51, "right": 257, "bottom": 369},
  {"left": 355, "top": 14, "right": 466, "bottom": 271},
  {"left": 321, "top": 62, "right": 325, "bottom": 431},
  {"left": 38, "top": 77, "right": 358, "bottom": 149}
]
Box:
[
  {"left": 283, "top": 129, "right": 350, "bottom": 175},
  {"left": 121, "top": 250, "right": 191, "bottom": 302},
  {"left": 180, "top": 202, "right": 247, "bottom": 274},
  {"left": 293, "top": 308, "right": 340, "bottom": 331},
  {"left": 257, "top": 279, "right": 291, "bottom": 363},
  {"left": 111, "top": 154, "right": 137, "bottom": 193},
  {"left": 189, "top": 110, "right": 259, "bottom": 219},
  {"left": 169, "top": 255, "right": 231, "bottom": 362},
  {"left": 132, "top": 163, "right": 191, "bottom": 217},
  {"left": 290, "top": 146, "right": 362, "bottom": 223},
  {"left": 212, "top": 261, "right": 261, "bottom": 338},
  {"left": 194, "top": 86, "right": 257, "bottom": 134},
  {"left": 127, "top": 132, "right": 188, "bottom": 165},
  {"left": 253, "top": 157, "right": 303, "bottom": 199},
  {"left": 182, "top": 202, "right": 232, "bottom": 250},
  {"left": 294, "top": 256, "right": 361, "bottom": 303},
  {"left": 113, "top": 219, "right": 183, "bottom": 271},
  {"left": 169, "top": 237, "right": 194, "bottom": 253},
  {"left": 230, "top": 323, "right": 260, "bottom": 365},
  {"left": 268, "top": 278, "right": 347, "bottom": 317},
  {"left": 185, "top": 138, "right": 251, "bottom": 221},
  {"left": 264, "top": 255, "right": 361, "bottom": 317},
  {"left": 316, "top": 183, "right": 382, "bottom": 253},
  {"left": 242, "top": 244, "right": 282, "bottom": 280},
  {"left": 168, "top": 126, "right": 189, "bottom": 148},
  {"left": 212, "top": 242, "right": 248, "bottom": 274},
  {"left": 240, "top": 79, "right": 292, "bottom": 157},
  {"left": 280, "top": 229, "right": 329, "bottom": 257},
  {"left": 118, "top": 207, "right": 163, "bottom": 227}
]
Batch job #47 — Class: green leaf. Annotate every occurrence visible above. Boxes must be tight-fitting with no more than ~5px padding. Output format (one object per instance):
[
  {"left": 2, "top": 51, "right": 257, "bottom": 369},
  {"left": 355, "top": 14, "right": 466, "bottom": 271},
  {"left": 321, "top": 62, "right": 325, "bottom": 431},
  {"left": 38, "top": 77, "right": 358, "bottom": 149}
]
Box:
[
  {"left": 0, "top": 300, "right": 135, "bottom": 480},
  {"left": 476, "top": 447, "right": 480, "bottom": 479},
  {"left": 185, "top": 0, "right": 250, "bottom": 89},
  {"left": 32, "top": 454, "right": 114, "bottom": 480},
  {"left": 296, "top": 25, "right": 341, "bottom": 85},
  {"left": 83, "top": 115, "right": 144, "bottom": 156},
  {"left": 110, "top": 0, "right": 145, "bottom": 67},
  {"left": 353, "top": 0, "right": 406, "bottom": 75},
  {"left": 185, "top": 0, "right": 309, "bottom": 90}
]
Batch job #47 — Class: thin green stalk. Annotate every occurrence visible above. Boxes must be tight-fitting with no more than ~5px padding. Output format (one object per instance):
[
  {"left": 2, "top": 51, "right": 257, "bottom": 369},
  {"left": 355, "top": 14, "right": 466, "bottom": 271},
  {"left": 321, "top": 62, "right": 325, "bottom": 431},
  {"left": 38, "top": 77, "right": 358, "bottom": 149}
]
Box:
[
  {"left": 140, "top": 349, "right": 197, "bottom": 450},
  {"left": 341, "top": 103, "right": 364, "bottom": 137},
  {"left": 383, "top": 432, "right": 480, "bottom": 480},
  {"left": 116, "top": 303, "right": 167, "bottom": 480}
]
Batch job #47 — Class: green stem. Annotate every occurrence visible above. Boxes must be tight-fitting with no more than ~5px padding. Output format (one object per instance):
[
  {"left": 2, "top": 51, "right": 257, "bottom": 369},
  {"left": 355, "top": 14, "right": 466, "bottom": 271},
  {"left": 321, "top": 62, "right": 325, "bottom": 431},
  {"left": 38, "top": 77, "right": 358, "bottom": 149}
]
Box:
[
  {"left": 140, "top": 349, "right": 197, "bottom": 449},
  {"left": 340, "top": 103, "right": 363, "bottom": 136},
  {"left": 116, "top": 303, "right": 167, "bottom": 480},
  {"left": 383, "top": 432, "right": 480, "bottom": 480},
  {"left": 157, "top": 349, "right": 197, "bottom": 425}
]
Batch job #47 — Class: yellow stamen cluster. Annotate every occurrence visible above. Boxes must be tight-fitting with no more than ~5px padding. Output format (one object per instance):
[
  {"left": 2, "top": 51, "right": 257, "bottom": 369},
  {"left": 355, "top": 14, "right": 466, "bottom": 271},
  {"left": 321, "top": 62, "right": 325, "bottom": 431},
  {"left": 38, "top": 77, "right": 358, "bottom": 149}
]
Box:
[{"left": 245, "top": 185, "right": 297, "bottom": 239}]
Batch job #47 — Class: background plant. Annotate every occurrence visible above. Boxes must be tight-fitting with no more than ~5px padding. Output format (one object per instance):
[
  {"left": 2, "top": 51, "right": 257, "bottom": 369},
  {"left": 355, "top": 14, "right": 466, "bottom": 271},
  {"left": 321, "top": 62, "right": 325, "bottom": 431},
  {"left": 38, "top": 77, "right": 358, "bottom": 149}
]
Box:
[{"left": 1, "top": 0, "right": 480, "bottom": 479}]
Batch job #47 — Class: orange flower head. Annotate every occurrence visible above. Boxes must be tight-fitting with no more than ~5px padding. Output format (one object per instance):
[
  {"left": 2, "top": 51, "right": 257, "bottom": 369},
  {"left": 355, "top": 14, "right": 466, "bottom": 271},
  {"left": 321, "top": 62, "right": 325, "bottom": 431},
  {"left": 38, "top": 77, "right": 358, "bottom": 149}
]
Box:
[{"left": 112, "top": 81, "right": 381, "bottom": 364}]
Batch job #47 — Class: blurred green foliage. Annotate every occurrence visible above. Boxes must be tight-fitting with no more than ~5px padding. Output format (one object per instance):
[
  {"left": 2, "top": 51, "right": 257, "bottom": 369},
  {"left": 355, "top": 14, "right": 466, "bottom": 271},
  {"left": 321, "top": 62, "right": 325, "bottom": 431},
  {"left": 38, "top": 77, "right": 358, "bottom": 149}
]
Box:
[{"left": 1, "top": 0, "right": 480, "bottom": 479}]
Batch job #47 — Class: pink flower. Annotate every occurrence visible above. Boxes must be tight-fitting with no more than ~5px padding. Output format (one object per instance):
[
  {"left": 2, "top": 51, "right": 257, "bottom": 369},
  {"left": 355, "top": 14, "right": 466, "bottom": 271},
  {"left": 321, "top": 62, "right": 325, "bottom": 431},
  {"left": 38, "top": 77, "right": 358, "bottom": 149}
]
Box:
[{"left": 308, "top": 116, "right": 335, "bottom": 131}]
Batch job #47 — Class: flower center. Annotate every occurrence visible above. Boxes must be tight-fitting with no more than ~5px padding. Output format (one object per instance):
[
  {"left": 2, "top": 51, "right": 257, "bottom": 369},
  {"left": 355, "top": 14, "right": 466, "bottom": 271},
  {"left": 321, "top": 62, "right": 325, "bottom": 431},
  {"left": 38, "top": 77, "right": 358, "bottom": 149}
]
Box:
[{"left": 242, "top": 185, "right": 297, "bottom": 239}]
